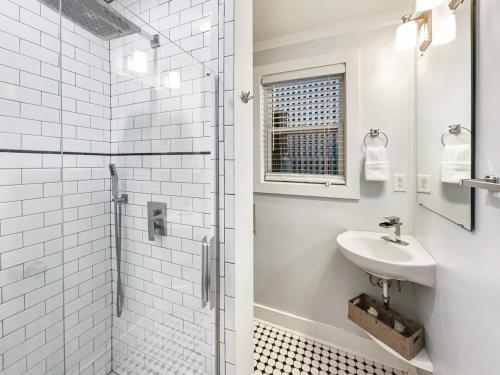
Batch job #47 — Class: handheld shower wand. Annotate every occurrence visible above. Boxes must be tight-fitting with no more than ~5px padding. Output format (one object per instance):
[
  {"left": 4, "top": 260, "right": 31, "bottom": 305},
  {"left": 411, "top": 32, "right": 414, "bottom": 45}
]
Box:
[
  {"left": 109, "top": 163, "right": 119, "bottom": 199},
  {"left": 109, "top": 164, "right": 127, "bottom": 317}
]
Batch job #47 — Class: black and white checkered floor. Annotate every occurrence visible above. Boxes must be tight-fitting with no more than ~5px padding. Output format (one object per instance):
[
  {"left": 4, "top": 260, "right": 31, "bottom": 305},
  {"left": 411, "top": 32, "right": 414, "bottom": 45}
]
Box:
[{"left": 253, "top": 320, "right": 407, "bottom": 375}]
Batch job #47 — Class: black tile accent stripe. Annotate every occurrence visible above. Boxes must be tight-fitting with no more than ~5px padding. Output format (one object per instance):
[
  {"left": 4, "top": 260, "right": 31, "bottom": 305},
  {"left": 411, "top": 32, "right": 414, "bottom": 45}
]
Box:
[
  {"left": 253, "top": 320, "right": 407, "bottom": 375},
  {"left": 0, "top": 149, "right": 211, "bottom": 156}
]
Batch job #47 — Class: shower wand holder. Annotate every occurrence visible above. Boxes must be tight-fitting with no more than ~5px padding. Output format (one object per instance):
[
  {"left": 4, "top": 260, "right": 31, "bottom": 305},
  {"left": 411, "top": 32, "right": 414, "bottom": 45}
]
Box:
[{"left": 112, "top": 194, "right": 128, "bottom": 204}]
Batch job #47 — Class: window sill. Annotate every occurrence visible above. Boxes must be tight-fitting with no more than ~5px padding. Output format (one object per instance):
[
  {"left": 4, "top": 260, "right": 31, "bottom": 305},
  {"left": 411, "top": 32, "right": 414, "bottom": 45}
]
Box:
[{"left": 254, "top": 180, "right": 360, "bottom": 200}]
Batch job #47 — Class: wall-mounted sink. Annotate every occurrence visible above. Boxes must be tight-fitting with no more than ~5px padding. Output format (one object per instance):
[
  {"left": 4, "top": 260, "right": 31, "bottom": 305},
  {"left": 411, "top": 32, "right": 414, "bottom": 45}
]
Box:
[{"left": 337, "top": 230, "right": 436, "bottom": 287}]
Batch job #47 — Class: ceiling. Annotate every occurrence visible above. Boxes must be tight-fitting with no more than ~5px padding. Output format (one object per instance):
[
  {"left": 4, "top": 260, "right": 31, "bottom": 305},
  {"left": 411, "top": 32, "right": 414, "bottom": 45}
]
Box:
[{"left": 253, "top": 0, "right": 414, "bottom": 43}]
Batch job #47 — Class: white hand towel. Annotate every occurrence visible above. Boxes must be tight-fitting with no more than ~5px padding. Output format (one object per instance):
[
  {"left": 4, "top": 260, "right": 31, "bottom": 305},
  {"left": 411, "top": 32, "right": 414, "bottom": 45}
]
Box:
[
  {"left": 365, "top": 146, "right": 389, "bottom": 181},
  {"left": 441, "top": 144, "right": 471, "bottom": 184}
]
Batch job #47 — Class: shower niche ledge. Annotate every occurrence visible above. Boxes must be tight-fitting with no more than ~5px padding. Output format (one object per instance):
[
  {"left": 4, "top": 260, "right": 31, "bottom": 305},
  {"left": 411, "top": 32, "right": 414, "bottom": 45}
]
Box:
[{"left": 336, "top": 230, "right": 437, "bottom": 288}]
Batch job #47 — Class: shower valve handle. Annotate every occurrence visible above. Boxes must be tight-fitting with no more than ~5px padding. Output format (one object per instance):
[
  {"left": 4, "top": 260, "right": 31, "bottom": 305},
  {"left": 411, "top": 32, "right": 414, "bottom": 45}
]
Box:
[{"left": 147, "top": 201, "right": 167, "bottom": 241}]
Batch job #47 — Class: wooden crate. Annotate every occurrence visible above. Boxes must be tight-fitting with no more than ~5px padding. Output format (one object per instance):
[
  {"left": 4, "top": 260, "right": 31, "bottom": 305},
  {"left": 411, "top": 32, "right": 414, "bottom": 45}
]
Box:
[{"left": 348, "top": 294, "right": 425, "bottom": 360}]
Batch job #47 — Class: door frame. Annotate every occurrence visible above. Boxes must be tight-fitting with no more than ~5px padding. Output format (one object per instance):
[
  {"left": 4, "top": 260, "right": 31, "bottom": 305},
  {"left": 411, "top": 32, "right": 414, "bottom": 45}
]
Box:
[{"left": 233, "top": 0, "right": 254, "bottom": 374}]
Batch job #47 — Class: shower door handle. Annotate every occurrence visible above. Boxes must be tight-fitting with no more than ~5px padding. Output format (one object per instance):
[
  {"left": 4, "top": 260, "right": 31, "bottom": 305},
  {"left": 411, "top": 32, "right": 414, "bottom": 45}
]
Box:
[{"left": 201, "top": 236, "right": 210, "bottom": 308}]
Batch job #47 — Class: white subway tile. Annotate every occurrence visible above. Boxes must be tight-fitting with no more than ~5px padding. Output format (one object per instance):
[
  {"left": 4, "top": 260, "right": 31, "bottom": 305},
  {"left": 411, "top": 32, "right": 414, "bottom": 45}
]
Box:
[
  {"left": 23, "top": 196, "right": 61, "bottom": 215},
  {"left": 22, "top": 135, "right": 60, "bottom": 151},
  {"left": 20, "top": 72, "right": 59, "bottom": 94},
  {"left": 1, "top": 213, "right": 43, "bottom": 235},
  {"left": 0, "top": 183, "right": 43, "bottom": 202},
  {"left": 3, "top": 331, "right": 45, "bottom": 368},
  {"left": 23, "top": 223, "right": 61, "bottom": 246},
  {"left": 0, "top": 81, "right": 41, "bottom": 105},
  {"left": 20, "top": 8, "right": 58, "bottom": 37},
  {"left": 0, "top": 232, "right": 22, "bottom": 254},
  {"left": 0, "top": 47, "right": 40, "bottom": 75},
  {"left": 22, "top": 168, "right": 60, "bottom": 184},
  {"left": 25, "top": 280, "right": 62, "bottom": 308},
  {"left": 1, "top": 242, "right": 44, "bottom": 269},
  {"left": 0, "top": 265, "right": 23, "bottom": 288},
  {"left": 2, "top": 273, "right": 44, "bottom": 303},
  {"left": 21, "top": 103, "right": 59, "bottom": 123},
  {"left": 0, "top": 13, "right": 40, "bottom": 44}
]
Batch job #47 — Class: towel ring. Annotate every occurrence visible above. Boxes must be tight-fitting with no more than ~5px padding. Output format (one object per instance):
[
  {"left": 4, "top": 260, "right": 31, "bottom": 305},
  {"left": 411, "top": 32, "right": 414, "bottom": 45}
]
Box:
[
  {"left": 441, "top": 124, "right": 471, "bottom": 146},
  {"left": 363, "top": 129, "right": 388, "bottom": 148}
]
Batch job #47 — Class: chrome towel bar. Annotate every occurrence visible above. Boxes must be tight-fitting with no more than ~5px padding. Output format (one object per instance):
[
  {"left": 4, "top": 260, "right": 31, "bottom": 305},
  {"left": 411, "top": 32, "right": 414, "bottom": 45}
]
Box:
[
  {"left": 363, "top": 128, "right": 388, "bottom": 148},
  {"left": 441, "top": 124, "right": 471, "bottom": 146},
  {"left": 460, "top": 176, "right": 500, "bottom": 192}
]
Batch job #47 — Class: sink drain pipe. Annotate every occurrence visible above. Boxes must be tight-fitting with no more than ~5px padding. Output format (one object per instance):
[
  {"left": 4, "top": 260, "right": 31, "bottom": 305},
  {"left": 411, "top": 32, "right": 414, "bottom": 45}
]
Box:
[
  {"left": 369, "top": 274, "right": 392, "bottom": 310},
  {"left": 381, "top": 279, "right": 390, "bottom": 310}
]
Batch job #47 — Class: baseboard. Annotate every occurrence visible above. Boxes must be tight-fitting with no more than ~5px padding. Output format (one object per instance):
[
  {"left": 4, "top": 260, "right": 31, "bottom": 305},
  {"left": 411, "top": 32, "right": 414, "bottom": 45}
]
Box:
[{"left": 254, "top": 303, "right": 419, "bottom": 375}]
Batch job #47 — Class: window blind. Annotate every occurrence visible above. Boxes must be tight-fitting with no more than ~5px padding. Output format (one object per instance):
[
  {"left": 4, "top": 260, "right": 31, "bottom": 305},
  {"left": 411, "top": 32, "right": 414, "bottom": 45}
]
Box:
[{"left": 262, "top": 70, "right": 345, "bottom": 185}]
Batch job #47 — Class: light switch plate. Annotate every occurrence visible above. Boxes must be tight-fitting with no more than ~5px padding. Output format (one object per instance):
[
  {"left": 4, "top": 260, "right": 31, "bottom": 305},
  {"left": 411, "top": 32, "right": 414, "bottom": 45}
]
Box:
[
  {"left": 393, "top": 174, "right": 407, "bottom": 192},
  {"left": 417, "top": 175, "right": 432, "bottom": 193}
]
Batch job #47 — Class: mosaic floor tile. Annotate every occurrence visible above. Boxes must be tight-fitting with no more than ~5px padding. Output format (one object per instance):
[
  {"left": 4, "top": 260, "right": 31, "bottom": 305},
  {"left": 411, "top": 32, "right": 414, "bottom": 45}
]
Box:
[{"left": 253, "top": 320, "right": 407, "bottom": 375}]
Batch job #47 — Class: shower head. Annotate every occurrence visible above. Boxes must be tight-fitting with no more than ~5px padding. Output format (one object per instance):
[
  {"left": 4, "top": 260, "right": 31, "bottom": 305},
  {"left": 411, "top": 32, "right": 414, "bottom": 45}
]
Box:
[
  {"left": 109, "top": 163, "right": 117, "bottom": 177},
  {"left": 38, "top": 0, "right": 141, "bottom": 40},
  {"left": 109, "top": 163, "right": 118, "bottom": 198}
]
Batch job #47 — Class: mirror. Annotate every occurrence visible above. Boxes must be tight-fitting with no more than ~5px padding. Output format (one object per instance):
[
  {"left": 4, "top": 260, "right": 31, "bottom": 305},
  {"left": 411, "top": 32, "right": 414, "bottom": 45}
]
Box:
[{"left": 416, "top": 0, "right": 476, "bottom": 230}]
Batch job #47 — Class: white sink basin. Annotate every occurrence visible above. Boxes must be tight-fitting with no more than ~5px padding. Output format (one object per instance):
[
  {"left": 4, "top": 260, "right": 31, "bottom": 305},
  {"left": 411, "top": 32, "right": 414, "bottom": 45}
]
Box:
[{"left": 336, "top": 230, "right": 436, "bottom": 287}]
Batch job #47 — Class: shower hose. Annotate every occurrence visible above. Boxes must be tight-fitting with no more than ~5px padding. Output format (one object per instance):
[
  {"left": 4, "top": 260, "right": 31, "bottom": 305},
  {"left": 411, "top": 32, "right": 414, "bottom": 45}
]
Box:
[{"left": 114, "top": 199, "right": 124, "bottom": 317}]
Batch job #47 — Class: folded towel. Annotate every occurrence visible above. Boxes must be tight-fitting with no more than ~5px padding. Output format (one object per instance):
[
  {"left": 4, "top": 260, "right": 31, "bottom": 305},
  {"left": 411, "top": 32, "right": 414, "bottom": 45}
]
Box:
[
  {"left": 365, "top": 146, "right": 389, "bottom": 181},
  {"left": 441, "top": 144, "right": 471, "bottom": 184}
]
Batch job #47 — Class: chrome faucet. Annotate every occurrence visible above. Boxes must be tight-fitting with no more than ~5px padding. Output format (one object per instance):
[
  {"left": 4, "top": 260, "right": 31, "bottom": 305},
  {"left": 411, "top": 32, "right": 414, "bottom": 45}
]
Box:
[{"left": 379, "top": 216, "right": 409, "bottom": 246}]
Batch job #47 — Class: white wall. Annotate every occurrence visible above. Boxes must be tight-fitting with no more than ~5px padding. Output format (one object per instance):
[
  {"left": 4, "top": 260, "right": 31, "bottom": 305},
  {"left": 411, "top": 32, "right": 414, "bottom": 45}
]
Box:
[
  {"left": 253, "top": 24, "right": 416, "bottom": 336},
  {"left": 414, "top": 1, "right": 500, "bottom": 374}
]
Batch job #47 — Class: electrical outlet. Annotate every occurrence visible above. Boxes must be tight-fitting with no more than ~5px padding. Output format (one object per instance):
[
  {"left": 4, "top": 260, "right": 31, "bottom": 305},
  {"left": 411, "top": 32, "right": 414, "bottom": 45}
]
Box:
[
  {"left": 393, "top": 174, "right": 407, "bottom": 192},
  {"left": 417, "top": 175, "right": 432, "bottom": 193}
]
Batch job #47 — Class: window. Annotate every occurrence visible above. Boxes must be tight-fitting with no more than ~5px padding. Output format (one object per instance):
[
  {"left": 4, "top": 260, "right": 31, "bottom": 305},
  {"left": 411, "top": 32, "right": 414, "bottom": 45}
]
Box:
[
  {"left": 254, "top": 53, "right": 360, "bottom": 199},
  {"left": 262, "top": 69, "right": 345, "bottom": 185}
]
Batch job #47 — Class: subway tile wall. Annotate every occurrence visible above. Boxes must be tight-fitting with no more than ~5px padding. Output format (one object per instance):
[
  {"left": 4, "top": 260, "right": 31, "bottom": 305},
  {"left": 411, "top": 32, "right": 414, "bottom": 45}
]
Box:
[
  {"left": 108, "top": 154, "right": 215, "bottom": 374},
  {"left": 62, "top": 154, "right": 113, "bottom": 375},
  {"left": 0, "top": 152, "right": 66, "bottom": 375},
  {"left": 0, "top": 0, "right": 234, "bottom": 374}
]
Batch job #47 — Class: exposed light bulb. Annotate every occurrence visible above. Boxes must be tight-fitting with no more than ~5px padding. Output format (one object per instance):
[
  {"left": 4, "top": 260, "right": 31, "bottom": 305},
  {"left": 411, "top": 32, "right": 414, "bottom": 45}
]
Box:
[
  {"left": 164, "top": 71, "right": 181, "bottom": 89},
  {"left": 416, "top": 0, "right": 446, "bottom": 12},
  {"left": 128, "top": 50, "right": 147, "bottom": 73},
  {"left": 432, "top": 3, "right": 457, "bottom": 45},
  {"left": 396, "top": 16, "right": 417, "bottom": 51}
]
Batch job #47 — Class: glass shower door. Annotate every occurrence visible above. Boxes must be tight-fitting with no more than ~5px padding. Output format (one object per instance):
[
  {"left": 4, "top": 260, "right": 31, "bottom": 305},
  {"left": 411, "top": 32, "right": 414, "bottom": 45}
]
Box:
[
  {"left": 105, "top": 3, "right": 220, "bottom": 375},
  {"left": 0, "top": 0, "right": 219, "bottom": 373}
]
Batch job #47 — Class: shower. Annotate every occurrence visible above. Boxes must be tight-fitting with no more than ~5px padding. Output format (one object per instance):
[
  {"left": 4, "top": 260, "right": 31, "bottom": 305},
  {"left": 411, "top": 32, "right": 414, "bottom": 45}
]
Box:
[
  {"left": 0, "top": 0, "right": 220, "bottom": 373},
  {"left": 109, "top": 164, "right": 127, "bottom": 317}
]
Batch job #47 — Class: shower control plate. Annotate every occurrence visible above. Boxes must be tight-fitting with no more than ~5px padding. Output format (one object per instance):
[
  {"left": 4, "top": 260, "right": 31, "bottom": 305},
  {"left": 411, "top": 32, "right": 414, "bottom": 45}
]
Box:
[{"left": 147, "top": 201, "right": 167, "bottom": 241}]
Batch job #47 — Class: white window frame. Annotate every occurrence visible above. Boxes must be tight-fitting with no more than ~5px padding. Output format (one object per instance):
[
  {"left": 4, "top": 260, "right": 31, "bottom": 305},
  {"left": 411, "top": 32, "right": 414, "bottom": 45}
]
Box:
[{"left": 253, "top": 51, "right": 361, "bottom": 199}]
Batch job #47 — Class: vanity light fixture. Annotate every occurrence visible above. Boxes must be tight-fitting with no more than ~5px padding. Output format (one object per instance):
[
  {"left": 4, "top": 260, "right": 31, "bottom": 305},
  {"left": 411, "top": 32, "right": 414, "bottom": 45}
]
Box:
[
  {"left": 448, "top": 0, "right": 465, "bottom": 11},
  {"left": 417, "top": 11, "right": 433, "bottom": 53},
  {"left": 396, "top": 12, "right": 432, "bottom": 53},
  {"left": 396, "top": 0, "right": 464, "bottom": 53}
]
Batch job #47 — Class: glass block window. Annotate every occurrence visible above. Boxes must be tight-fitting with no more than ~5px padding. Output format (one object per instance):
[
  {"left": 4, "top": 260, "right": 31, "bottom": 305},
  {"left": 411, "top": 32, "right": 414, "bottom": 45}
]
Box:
[{"left": 262, "top": 71, "right": 345, "bottom": 185}]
